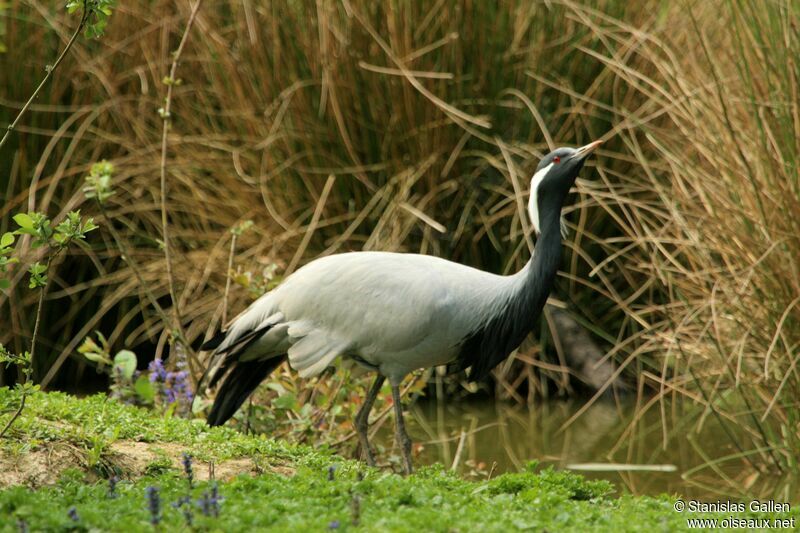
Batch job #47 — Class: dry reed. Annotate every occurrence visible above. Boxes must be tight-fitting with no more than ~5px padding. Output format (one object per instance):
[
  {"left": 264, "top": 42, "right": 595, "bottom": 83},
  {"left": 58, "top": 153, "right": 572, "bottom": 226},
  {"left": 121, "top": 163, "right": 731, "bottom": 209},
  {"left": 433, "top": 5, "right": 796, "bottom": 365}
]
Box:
[{"left": 0, "top": 0, "right": 797, "bottom": 477}]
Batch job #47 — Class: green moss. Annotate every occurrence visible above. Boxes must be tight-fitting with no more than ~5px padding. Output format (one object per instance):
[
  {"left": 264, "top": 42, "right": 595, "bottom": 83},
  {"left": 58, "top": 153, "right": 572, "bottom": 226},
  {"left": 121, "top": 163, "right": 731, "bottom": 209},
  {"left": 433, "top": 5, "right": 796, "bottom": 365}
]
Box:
[
  {"left": 0, "top": 391, "right": 795, "bottom": 531},
  {"left": 142, "top": 456, "right": 174, "bottom": 477},
  {"left": 485, "top": 465, "right": 613, "bottom": 501}
]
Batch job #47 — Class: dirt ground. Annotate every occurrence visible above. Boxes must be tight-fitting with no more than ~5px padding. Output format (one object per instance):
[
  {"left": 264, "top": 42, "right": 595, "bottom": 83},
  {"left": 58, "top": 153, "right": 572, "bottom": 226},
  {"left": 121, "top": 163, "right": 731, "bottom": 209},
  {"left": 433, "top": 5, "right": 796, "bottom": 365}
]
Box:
[{"left": 0, "top": 439, "right": 295, "bottom": 488}]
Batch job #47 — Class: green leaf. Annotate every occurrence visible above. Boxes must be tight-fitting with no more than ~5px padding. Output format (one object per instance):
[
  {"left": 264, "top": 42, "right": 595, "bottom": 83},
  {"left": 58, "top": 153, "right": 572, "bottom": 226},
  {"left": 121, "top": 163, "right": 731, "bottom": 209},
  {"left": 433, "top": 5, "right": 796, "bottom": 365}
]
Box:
[
  {"left": 28, "top": 275, "right": 46, "bottom": 289},
  {"left": 78, "top": 336, "right": 101, "bottom": 354},
  {"left": 265, "top": 382, "right": 286, "bottom": 394},
  {"left": 0, "top": 279, "right": 9, "bottom": 290},
  {"left": 82, "top": 350, "right": 112, "bottom": 366},
  {"left": 231, "top": 220, "right": 254, "bottom": 236},
  {"left": 29, "top": 262, "right": 47, "bottom": 275},
  {"left": 0, "top": 232, "right": 13, "bottom": 248},
  {"left": 191, "top": 396, "right": 210, "bottom": 414},
  {"left": 12, "top": 213, "right": 34, "bottom": 229},
  {"left": 163, "top": 401, "right": 177, "bottom": 419},
  {"left": 273, "top": 392, "right": 297, "bottom": 410},
  {"left": 113, "top": 350, "right": 137, "bottom": 380},
  {"left": 83, "top": 219, "right": 98, "bottom": 233},
  {"left": 95, "top": 330, "right": 108, "bottom": 347},
  {"left": 134, "top": 375, "right": 155, "bottom": 403}
]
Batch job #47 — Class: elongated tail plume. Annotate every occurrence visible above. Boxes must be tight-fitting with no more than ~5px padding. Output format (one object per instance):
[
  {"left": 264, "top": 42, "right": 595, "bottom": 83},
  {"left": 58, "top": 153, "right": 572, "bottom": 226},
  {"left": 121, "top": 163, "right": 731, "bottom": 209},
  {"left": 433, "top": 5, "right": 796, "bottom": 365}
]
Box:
[
  {"left": 206, "top": 355, "right": 286, "bottom": 426},
  {"left": 199, "top": 318, "right": 287, "bottom": 427}
]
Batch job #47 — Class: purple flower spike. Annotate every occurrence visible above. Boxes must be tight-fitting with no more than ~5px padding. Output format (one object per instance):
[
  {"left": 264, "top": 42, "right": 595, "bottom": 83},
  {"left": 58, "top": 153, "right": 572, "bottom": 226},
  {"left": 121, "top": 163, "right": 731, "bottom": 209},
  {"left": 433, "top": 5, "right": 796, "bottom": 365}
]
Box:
[
  {"left": 108, "top": 475, "right": 119, "bottom": 499},
  {"left": 198, "top": 487, "right": 221, "bottom": 518},
  {"left": 198, "top": 492, "right": 212, "bottom": 517},
  {"left": 210, "top": 482, "right": 222, "bottom": 517},
  {"left": 172, "top": 495, "right": 193, "bottom": 527},
  {"left": 145, "top": 486, "right": 161, "bottom": 525},
  {"left": 182, "top": 453, "right": 194, "bottom": 488},
  {"left": 147, "top": 357, "right": 195, "bottom": 416},
  {"left": 148, "top": 359, "right": 167, "bottom": 383}
]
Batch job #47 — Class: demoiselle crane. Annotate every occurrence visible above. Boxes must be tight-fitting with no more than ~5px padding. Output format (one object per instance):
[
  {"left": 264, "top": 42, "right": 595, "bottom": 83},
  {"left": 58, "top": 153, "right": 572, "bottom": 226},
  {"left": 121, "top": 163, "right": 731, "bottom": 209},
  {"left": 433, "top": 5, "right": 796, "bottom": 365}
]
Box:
[{"left": 200, "top": 140, "right": 602, "bottom": 474}]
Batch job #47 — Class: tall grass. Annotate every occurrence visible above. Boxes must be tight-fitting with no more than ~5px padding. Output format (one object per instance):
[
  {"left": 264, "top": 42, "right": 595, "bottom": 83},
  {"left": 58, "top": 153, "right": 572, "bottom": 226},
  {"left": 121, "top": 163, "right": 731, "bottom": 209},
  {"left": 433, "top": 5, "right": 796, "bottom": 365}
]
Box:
[
  {"left": 611, "top": 0, "right": 800, "bottom": 477},
  {"left": 1, "top": 0, "right": 797, "bottom": 478},
  {"left": 0, "top": 0, "right": 630, "bottom": 386}
]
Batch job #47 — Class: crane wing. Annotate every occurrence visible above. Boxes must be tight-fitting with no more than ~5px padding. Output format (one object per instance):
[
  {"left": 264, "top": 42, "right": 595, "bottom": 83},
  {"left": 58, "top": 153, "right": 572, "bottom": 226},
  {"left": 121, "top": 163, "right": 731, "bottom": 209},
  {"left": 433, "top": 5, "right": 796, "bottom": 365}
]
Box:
[
  {"left": 200, "top": 251, "right": 513, "bottom": 392},
  {"left": 273, "top": 252, "right": 457, "bottom": 357}
]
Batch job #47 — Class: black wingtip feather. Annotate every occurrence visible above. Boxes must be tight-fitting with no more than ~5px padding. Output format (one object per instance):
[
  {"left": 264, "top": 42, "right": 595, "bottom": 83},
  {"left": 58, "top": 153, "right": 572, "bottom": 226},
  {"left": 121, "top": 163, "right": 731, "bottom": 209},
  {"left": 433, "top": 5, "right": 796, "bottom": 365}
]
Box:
[
  {"left": 201, "top": 330, "right": 227, "bottom": 352},
  {"left": 206, "top": 355, "right": 286, "bottom": 427}
]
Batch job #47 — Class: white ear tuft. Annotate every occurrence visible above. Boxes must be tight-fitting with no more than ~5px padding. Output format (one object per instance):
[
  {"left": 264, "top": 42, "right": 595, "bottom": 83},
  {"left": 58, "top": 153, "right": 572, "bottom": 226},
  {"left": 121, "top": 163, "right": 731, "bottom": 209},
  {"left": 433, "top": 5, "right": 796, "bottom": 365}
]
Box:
[{"left": 527, "top": 163, "right": 553, "bottom": 236}]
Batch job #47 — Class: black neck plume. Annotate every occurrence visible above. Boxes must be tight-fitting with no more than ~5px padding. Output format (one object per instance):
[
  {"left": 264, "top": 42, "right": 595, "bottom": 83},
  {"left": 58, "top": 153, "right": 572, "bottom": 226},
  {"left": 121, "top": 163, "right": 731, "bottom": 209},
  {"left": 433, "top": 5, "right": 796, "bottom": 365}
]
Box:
[{"left": 455, "top": 193, "right": 564, "bottom": 381}]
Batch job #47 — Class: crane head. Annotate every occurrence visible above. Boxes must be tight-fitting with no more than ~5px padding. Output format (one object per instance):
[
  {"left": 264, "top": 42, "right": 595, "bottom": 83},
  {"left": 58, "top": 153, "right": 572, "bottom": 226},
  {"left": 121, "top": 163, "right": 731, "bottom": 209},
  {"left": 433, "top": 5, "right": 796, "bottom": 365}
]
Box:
[{"left": 528, "top": 140, "right": 602, "bottom": 235}]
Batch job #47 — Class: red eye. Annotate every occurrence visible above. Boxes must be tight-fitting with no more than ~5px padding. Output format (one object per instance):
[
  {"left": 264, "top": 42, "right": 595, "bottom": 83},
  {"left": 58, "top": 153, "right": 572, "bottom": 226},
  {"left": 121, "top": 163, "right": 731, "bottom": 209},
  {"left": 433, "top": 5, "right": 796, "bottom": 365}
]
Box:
[{"left": 553, "top": 156, "right": 561, "bottom": 163}]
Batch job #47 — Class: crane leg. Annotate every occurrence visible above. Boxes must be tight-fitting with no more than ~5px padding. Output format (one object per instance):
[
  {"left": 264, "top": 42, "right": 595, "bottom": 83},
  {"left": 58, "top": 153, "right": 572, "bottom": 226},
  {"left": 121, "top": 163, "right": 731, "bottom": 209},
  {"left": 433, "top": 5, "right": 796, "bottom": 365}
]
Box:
[
  {"left": 391, "top": 384, "right": 413, "bottom": 475},
  {"left": 354, "top": 374, "right": 385, "bottom": 467}
]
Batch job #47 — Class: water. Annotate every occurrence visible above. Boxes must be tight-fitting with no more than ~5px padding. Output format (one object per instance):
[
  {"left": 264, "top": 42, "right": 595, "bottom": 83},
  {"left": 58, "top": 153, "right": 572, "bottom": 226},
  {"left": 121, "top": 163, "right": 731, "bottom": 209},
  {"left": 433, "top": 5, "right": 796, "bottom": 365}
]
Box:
[{"left": 373, "top": 398, "right": 798, "bottom": 501}]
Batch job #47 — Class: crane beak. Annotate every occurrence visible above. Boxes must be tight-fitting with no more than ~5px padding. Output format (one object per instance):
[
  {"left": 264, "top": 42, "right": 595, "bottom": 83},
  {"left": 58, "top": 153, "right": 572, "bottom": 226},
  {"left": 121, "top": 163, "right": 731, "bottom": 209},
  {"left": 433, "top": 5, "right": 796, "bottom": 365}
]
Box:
[{"left": 572, "top": 140, "right": 603, "bottom": 160}]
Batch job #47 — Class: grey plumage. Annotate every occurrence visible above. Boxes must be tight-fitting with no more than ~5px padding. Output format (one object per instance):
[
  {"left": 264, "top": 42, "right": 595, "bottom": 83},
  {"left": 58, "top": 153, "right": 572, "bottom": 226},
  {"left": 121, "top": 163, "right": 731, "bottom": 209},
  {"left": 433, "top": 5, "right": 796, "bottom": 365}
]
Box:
[{"left": 200, "top": 140, "right": 602, "bottom": 473}]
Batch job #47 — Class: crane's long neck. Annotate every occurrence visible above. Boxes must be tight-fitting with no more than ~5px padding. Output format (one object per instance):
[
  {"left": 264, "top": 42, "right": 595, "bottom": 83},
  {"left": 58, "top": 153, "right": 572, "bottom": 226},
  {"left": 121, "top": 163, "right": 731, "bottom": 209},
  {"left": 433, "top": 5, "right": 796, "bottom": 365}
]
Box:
[
  {"left": 515, "top": 192, "right": 564, "bottom": 314},
  {"left": 456, "top": 192, "right": 565, "bottom": 380}
]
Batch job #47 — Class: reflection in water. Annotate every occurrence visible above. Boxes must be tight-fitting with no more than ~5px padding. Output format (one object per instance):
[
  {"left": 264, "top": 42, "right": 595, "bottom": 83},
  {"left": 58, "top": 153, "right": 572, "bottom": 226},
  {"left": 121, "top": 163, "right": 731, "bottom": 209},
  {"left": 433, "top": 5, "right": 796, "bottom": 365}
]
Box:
[{"left": 372, "top": 398, "right": 798, "bottom": 501}]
